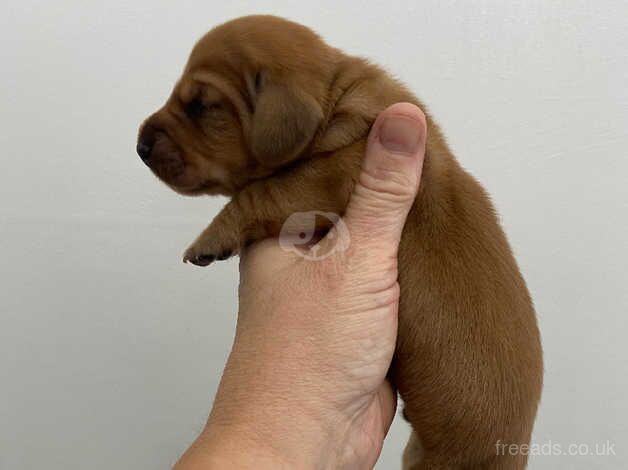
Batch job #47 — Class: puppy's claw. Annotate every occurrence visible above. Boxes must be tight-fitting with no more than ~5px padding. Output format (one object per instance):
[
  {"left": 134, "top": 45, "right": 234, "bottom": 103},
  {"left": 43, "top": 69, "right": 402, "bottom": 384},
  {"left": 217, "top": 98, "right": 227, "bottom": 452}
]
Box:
[
  {"left": 194, "top": 254, "right": 216, "bottom": 266},
  {"left": 184, "top": 254, "right": 216, "bottom": 267},
  {"left": 183, "top": 240, "right": 235, "bottom": 267}
]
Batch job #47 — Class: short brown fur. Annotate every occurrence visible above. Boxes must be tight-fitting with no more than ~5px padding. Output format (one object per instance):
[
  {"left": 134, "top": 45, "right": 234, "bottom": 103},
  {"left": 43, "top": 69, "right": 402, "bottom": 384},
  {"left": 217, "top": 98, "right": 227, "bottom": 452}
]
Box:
[{"left": 138, "top": 15, "right": 543, "bottom": 469}]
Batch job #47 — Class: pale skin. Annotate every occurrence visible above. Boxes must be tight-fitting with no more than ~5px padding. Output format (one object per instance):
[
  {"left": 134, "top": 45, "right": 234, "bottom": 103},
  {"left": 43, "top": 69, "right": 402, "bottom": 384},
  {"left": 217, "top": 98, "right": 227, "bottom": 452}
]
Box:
[{"left": 174, "top": 103, "right": 427, "bottom": 469}]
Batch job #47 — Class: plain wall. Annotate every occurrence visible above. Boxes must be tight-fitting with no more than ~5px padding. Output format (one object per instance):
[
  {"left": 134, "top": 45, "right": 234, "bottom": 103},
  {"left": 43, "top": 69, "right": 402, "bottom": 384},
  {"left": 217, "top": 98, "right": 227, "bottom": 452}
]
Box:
[{"left": 1, "top": 1, "right": 627, "bottom": 468}]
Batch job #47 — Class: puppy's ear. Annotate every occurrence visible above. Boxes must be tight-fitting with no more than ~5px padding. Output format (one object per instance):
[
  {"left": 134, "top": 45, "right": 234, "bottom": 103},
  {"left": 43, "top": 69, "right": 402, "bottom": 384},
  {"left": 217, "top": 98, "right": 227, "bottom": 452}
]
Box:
[{"left": 249, "top": 76, "right": 323, "bottom": 167}]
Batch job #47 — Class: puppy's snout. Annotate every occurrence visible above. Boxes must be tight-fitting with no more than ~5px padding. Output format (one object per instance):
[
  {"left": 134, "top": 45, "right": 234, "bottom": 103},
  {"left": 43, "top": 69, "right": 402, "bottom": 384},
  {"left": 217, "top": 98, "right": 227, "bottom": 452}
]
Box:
[
  {"left": 136, "top": 140, "right": 152, "bottom": 162},
  {"left": 136, "top": 125, "right": 188, "bottom": 185},
  {"left": 137, "top": 124, "right": 159, "bottom": 164}
]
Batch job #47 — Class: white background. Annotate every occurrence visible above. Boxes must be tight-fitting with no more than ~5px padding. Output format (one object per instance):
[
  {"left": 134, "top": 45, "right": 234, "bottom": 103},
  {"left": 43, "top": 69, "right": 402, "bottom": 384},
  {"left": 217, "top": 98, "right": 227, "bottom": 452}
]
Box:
[{"left": 1, "top": 1, "right": 627, "bottom": 468}]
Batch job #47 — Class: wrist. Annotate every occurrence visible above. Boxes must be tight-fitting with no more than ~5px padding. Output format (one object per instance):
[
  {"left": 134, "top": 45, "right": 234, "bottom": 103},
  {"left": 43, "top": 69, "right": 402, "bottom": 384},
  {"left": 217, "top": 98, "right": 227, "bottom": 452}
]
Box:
[
  {"left": 190, "top": 340, "right": 358, "bottom": 468},
  {"left": 174, "top": 424, "right": 294, "bottom": 470},
  {"left": 175, "top": 416, "right": 347, "bottom": 470},
  {"left": 200, "top": 403, "right": 349, "bottom": 469}
]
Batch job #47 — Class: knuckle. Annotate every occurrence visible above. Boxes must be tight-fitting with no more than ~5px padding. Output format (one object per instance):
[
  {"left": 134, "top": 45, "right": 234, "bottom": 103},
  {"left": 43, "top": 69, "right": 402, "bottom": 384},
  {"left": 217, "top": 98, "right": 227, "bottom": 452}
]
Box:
[{"left": 358, "top": 165, "right": 416, "bottom": 202}]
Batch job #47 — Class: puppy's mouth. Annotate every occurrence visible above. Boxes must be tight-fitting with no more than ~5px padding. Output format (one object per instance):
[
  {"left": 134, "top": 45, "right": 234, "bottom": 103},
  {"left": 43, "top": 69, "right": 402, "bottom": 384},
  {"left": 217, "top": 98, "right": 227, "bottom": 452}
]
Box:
[
  {"left": 137, "top": 132, "right": 200, "bottom": 190},
  {"left": 156, "top": 166, "right": 223, "bottom": 196},
  {"left": 170, "top": 178, "right": 223, "bottom": 197}
]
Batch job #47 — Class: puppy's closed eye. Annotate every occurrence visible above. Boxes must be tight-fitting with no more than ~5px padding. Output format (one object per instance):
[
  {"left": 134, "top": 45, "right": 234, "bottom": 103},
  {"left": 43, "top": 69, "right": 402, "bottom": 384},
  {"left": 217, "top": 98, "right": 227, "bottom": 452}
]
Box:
[
  {"left": 254, "top": 71, "right": 263, "bottom": 93},
  {"left": 184, "top": 98, "right": 206, "bottom": 119},
  {"left": 184, "top": 98, "right": 223, "bottom": 120}
]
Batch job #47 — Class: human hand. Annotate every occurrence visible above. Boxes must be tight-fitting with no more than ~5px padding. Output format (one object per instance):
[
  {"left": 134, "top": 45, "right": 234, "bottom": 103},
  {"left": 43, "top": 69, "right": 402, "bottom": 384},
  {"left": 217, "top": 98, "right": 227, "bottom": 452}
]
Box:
[{"left": 175, "top": 103, "right": 427, "bottom": 469}]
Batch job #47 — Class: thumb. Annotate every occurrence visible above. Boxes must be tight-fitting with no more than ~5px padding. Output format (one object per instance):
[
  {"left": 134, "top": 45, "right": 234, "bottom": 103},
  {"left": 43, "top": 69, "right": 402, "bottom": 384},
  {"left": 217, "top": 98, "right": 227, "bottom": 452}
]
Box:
[{"left": 344, "top": 103, "right": 427, "bottom": 251}]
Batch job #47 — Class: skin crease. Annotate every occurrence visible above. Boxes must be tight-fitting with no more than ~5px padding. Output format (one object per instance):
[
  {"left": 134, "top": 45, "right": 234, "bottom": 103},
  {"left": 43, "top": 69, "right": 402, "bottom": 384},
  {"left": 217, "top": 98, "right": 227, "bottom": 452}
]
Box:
[{"left": 174, "top": 105, "right": 428, "bottom": 470}]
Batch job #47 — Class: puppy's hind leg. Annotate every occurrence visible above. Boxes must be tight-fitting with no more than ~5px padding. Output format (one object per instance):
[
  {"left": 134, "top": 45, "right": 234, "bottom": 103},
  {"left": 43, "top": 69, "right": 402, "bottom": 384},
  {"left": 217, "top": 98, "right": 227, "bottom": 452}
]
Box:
[
  {"left": 407, "top": 453, "right": 528, "bottom": 470},
  {"left": 405, "top": 454, "right": 457, "bottom": 470},
  {"left": 402, "top": 431, "right": 427, "bottom": 470},
  {"left": 402, "top": 432, "right": 530, "bottom": 470},
  {"left": 473, "top": 454, "right": 529, "bottom": 470}
]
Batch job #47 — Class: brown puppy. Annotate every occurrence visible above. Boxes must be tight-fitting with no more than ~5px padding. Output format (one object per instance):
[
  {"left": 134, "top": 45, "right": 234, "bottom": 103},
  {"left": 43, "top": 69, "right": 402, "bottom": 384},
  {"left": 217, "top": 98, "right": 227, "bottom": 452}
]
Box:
[{"left": 137, "top": 15, "right": 543, "bottom": 469}]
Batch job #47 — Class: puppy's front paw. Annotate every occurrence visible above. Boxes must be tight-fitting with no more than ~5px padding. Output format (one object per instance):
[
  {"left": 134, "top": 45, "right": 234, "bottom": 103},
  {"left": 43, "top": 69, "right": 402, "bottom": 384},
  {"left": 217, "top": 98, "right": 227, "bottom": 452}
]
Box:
[{"left": 183, "top": 239, "right": 235, "bottom": 267}]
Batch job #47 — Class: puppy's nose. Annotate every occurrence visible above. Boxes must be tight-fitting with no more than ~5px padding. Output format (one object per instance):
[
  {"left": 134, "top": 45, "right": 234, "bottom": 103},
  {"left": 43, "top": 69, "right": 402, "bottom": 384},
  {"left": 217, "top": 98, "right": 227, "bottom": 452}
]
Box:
[{"left": 136, "top": 140, "right": 152, "bottom": 162}]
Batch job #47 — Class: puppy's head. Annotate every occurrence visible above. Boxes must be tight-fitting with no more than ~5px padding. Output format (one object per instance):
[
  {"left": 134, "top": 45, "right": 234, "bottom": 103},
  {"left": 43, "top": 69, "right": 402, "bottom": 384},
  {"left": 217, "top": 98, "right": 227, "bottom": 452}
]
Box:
[{"left": 137, "top": 15, "right": 341, "bottom": 196}]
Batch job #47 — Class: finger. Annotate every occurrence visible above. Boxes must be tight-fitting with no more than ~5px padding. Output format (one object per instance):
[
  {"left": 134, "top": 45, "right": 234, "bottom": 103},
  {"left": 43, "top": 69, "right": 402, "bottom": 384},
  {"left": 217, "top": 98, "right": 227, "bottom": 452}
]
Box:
[{"left": 343, "top": 103, "right": 427, "bottom": 254}]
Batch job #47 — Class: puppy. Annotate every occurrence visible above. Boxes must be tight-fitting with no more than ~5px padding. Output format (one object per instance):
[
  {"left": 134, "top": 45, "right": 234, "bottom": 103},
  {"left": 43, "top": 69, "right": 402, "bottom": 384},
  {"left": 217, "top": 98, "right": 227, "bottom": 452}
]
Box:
[{"left": 137, "top": 15, "right": 543, "bottom": 469}]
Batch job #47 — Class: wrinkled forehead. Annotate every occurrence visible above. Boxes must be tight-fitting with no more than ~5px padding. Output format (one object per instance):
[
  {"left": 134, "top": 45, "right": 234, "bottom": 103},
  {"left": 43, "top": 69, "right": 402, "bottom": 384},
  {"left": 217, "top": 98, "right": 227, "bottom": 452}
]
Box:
[
  {"left": 183, "top": 69, "right": 247, "bottom": 99},
  {"left": 170, "top": 69, "right": 238, "bottom": 103},
  {"left": 179, "top": 36, "right": 255, "bottom": 99},
  {"left": 175, "top": 77, "right": 201, "bottom": 102}
]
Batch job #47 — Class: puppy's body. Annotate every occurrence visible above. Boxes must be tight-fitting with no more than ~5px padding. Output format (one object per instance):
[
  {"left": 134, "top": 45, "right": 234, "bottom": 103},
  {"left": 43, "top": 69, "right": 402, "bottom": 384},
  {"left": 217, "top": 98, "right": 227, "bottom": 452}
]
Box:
[{"left": 138, "top": 16, "right": 543, "bottom": 469}]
